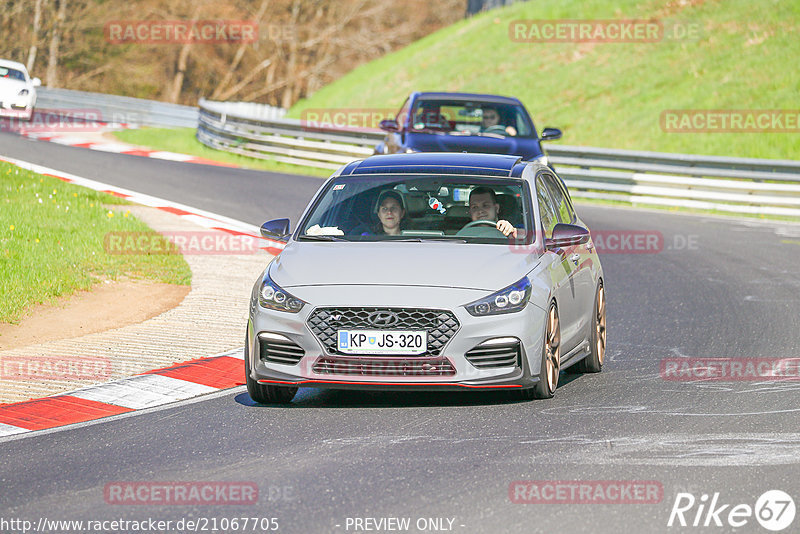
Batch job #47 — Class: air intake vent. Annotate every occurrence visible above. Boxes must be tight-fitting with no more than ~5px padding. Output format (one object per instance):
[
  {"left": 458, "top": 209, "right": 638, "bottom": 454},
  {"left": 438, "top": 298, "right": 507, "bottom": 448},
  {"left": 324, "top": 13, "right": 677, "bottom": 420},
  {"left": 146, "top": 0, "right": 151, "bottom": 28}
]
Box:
[
  {"left": 258, "top": 333, "right": 304, "bottom": 365},
  {"left": 312, "top": 356, "right": 456, "bottom": 376},
  {"left": 465, "top": 337, "right": 520, "bottom": 369}
]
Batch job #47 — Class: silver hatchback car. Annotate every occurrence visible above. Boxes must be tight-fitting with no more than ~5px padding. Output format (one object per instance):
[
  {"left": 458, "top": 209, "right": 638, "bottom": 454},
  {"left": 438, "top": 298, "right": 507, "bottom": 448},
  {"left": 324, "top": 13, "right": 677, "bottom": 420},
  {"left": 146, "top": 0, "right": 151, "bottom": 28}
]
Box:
[{"left": 246, "top": 153, "right": 605, "bottom": 403}]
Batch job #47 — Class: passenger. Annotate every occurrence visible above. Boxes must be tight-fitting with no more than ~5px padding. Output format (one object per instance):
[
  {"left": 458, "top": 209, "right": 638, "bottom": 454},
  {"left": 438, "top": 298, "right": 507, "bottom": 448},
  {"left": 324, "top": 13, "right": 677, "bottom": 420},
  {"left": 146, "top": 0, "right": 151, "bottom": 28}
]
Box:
[
  {"left": 467, "top": 186, "right": 517, "bottom": 238},
  {"left": 365, "top": 190, "right": 406, "bottom": 236}
]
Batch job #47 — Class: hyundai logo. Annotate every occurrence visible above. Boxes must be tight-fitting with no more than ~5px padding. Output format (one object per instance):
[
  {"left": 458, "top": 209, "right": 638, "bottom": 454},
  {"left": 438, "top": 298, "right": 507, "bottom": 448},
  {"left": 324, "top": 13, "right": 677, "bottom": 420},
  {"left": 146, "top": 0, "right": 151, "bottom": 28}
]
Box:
[{"left": 367, "top": 311, "right": 400, "bottom": 327}]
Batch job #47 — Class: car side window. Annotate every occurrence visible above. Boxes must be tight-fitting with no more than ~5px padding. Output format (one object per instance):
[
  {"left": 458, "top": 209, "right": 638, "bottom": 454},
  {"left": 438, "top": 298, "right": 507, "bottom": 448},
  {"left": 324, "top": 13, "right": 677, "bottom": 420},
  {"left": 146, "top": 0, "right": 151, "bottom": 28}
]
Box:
[
  {"left": 541, "top": 173, "right": 575, "bottom": 224},
  {"left": 535, "top": 176, "right": 559, "bottom": 238}
]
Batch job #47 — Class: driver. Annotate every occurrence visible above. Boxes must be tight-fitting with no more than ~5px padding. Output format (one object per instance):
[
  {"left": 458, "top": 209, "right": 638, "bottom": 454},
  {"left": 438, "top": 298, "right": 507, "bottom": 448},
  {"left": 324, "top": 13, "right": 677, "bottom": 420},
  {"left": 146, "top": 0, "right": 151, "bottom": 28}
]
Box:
[
  {"left": 481, "top": 106, "right": 502, "bottom": 131},
  {"left": 466, "top": 186, "right": 517, "bottom": 238}
]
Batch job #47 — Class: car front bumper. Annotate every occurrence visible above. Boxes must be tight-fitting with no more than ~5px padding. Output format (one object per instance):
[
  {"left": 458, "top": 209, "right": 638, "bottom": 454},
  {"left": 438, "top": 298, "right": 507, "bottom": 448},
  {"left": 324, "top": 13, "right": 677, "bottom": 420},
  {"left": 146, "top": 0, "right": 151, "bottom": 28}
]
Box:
[{"left": 247, "top": 285, "right": 549, "bottom": 392}]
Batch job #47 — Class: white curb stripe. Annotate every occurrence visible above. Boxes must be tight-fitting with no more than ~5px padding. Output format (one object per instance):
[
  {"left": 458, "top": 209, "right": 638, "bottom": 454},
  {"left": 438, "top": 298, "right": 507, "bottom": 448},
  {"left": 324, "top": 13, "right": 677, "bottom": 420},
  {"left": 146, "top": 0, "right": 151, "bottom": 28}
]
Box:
[
  {"left": 67, "top": 374, "right": 217, "bottom": 410},
  {"left": 0, "top": 423, "right": 30, "bottom": 437}
]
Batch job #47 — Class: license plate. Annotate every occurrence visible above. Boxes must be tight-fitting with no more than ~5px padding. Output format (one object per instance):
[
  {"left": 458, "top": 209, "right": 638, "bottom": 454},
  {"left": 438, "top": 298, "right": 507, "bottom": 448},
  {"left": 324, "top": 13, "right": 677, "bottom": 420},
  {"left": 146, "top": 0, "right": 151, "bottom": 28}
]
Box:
[{"left": 337, "top": 330, "right": 427, "bottom": 355}]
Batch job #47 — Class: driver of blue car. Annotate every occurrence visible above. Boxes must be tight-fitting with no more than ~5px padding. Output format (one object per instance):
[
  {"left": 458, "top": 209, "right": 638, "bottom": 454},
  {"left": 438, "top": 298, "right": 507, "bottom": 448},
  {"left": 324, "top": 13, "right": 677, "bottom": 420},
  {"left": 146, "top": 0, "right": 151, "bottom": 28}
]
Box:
[
  {"left": 467, "top": 186, "right": 517, "bottom": 237},
  {"left": 481, "top": 106, "right": 502, "bottom": 131}
]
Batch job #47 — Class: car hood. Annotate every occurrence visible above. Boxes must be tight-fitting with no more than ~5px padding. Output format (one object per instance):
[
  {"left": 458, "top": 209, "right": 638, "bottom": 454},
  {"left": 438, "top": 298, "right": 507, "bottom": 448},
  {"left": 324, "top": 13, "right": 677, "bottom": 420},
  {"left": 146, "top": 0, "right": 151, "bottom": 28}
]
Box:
[
  {"left": 406, "top": 132, "right": 542, "bottom": 159},
  {"left": 271, "top": 241, "right": 540, "bottom": 291}
]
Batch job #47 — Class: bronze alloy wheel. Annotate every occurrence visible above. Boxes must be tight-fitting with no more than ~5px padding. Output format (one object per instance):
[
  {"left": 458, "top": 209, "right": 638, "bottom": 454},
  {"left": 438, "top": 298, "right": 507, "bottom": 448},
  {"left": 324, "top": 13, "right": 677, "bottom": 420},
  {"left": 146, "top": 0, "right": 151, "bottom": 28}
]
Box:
[
  {"left": 530, "top": 302, "right": 560, "bottom": 399},
  {"left": 571, "top": 281, "right": 606, "bottom": 374},
  {"left": 595, "top": 283, "right": 606, "bottom": 366}
]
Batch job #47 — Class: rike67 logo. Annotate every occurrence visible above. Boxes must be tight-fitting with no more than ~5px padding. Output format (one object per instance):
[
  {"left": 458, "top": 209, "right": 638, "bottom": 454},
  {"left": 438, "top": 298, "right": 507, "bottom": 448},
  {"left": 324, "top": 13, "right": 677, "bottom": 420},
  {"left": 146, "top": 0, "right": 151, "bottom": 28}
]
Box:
[{"left": 668, "top": 490, "right": 796, "bottom": 531}]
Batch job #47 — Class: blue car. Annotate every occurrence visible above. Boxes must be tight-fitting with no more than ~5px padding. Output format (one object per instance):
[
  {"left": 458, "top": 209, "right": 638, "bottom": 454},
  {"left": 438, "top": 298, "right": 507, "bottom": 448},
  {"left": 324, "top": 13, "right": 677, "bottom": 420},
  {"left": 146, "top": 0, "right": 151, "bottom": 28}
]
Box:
[{"left": 375, "top": 92, "right": 562, "bottom": 166}]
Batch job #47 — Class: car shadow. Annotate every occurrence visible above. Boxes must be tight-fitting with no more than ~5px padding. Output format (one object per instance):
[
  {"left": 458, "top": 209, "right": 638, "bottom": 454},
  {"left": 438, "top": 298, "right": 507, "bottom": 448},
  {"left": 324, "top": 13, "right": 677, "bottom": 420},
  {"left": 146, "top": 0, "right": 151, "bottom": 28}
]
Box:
[{"left": 235, "top": 371, "right": 585, "bottom": 408}]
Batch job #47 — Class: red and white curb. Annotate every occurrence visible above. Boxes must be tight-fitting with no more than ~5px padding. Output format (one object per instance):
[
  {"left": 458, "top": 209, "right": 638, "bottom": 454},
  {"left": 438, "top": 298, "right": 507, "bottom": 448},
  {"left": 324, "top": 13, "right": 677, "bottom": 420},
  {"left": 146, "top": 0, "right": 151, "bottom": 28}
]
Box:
[
  {"left": 0, "top": 154, "right": 285, "bottom": 256},
  {"left": 18, "top": 129, "right": 240, "bottom": 168},
  {"left": 0, "top": 349, "right": 244, "bottom": 437},
  {"left": 0, "top": 155, "right": 287, "bottom": 436}
]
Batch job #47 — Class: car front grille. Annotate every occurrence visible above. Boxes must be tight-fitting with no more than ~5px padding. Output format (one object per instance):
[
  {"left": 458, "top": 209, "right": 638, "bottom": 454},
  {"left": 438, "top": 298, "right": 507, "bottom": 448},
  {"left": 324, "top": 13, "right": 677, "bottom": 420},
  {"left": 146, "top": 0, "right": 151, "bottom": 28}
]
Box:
[
  {"left": 258, "top": 333, "right": 305, "bottom": 365},
  {"left": 465, "top": 337, "right": 521, "bottom": 369},
  {"left": 312, "top": 356, "right": 456, "bottom": 376},
  {"left": 307, "top": 307, "right": 460, "bottom": 357}
]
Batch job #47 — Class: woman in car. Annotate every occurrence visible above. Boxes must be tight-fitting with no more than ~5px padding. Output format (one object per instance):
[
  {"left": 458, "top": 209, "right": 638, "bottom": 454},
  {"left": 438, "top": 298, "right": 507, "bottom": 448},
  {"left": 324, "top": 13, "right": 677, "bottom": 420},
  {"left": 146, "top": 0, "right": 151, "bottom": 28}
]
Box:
[{"left": 364, "top": 190, "right": 407, "bottom": 236}]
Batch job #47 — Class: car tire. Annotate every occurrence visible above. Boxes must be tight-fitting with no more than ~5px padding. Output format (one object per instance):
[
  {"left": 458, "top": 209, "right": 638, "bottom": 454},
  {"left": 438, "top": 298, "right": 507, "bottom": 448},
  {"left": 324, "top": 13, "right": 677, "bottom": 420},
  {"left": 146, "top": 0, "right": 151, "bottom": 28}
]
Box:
[
  {"left": 572, "top": 280, "right": 606, "bottom": 374},
  {"left": 523, "top": 301, "right": 560, "bottom": 400},
  {"left": 245, "top": 337, "right": 298, "bottom": 404}
]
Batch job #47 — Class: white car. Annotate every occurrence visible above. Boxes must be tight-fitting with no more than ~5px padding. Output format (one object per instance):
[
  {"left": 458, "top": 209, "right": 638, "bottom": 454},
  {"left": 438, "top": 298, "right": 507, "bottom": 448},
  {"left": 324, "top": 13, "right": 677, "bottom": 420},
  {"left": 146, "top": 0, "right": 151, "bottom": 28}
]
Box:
[{"left": 0, "top": 59, "right": 41, "bottom": 121}]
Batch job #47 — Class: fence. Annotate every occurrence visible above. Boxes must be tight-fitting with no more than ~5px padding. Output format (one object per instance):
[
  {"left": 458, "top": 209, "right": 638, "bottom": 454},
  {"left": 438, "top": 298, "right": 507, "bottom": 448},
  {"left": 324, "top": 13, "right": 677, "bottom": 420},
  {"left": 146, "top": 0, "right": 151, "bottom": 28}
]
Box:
[
  {"left": 36, "top": 87, "right": 198, "bottom": 128},
  {"left": 195, "top": 101, "right": 800, "bottom": 218}
]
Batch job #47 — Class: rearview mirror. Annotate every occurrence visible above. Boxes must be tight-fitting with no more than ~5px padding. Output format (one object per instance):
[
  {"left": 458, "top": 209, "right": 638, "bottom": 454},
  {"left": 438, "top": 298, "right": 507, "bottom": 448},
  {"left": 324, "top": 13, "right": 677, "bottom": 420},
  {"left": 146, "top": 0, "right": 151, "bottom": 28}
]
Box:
[
  {"left": 545, "top": 223, "right": 589, "bottom": 250},
  {"left": 379, "top": 119, "right": 399, "bottom": 132},
  {"left": 540, "top": 127, "right": 562, "bottom": 141},
  {"left": 261, "top": 218, "right": 290, "bottom": 240},
  {"left": 32, "top": 77, "right": 42, "bottom": 87}
]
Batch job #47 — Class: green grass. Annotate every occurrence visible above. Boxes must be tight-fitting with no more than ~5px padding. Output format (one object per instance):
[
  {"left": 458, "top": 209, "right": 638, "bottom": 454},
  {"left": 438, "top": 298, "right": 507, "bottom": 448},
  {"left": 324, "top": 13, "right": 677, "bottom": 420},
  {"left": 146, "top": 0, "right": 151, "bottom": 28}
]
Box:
[
  {"left": 289, "top": 0, "right": 800, "bottom": 160},
  {"left": 0, "top": 163, "right": 192, "bottom": 323},
  {"left": 113, "top": 127, "right": 331, "bottom": 178}
]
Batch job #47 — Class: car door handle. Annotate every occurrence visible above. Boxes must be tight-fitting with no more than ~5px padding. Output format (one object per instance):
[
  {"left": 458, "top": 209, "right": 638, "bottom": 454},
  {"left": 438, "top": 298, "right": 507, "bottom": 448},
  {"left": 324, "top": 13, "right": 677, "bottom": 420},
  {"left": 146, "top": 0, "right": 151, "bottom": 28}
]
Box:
[{"left": 570, "top": 253, "right": 580, "bottom": 265}]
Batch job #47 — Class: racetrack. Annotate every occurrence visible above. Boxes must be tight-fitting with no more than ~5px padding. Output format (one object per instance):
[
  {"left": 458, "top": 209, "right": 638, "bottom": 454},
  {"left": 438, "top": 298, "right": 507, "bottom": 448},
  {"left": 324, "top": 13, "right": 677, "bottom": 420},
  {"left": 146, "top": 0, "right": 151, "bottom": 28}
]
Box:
[{"left": 2, "top": 132, "right": 800, "bottom": 532}]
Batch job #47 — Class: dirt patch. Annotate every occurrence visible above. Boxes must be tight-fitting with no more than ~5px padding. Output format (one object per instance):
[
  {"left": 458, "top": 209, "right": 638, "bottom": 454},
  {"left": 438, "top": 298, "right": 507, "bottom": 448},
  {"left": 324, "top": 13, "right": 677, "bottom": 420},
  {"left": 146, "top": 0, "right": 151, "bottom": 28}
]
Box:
[{"left": 0, "top": 280, "right": 190, "bottom": 350}]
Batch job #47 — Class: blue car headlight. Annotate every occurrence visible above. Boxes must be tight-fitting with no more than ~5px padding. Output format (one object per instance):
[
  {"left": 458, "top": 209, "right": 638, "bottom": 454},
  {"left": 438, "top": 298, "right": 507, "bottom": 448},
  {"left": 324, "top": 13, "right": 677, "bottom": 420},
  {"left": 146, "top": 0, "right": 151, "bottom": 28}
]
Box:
[
  {"left": 18, "top": 89, "right": 29, "bottom": 96},
  {"left": 465, "top": 277, "right": 532, "bottom": 316},
  {"left": 258, "top": 271, "right": 306, "bottom": 313}
]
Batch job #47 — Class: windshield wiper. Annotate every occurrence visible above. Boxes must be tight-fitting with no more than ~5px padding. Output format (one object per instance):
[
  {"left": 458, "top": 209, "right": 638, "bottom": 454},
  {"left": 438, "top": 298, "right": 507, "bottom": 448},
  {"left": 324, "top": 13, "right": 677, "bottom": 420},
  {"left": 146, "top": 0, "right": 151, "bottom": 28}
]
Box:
[
  {"left": 393, "top": 237, "right": 468, "bottom": 243},
  {"left": 298, "top": 234, "right": 347, "bottom": 242}
]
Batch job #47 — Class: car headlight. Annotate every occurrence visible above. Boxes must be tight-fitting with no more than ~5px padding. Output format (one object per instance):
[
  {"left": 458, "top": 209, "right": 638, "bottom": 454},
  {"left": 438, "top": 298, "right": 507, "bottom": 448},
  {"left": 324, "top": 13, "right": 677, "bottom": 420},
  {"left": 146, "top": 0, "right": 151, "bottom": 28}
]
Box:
[
  {"left": 258, "top": 271, "right": 306, "bottom": 313},
  {"left": 464, "top": 277, "right": 532, "bottom": 316},
  {"left": 18, "top": 89, "right": 29, "bottom": 96}
]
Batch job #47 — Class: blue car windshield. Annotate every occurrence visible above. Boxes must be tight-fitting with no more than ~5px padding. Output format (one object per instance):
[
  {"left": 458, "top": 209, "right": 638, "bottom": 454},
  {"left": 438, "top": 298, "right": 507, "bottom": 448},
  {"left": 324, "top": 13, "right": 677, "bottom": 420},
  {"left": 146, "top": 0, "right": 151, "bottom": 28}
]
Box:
[
  {"left": 407, "top": 99, "right": 534, "bottom": 137},
  {"left": 298, "top": 174, "right": 533, "bottom": 245}
]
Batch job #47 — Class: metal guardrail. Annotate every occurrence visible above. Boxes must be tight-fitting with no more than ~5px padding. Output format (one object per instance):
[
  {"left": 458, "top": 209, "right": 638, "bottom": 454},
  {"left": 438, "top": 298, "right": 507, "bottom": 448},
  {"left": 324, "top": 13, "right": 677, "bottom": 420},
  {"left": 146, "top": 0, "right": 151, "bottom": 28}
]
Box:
[
  {"left": 196, "top": 101, "right": 800, "bottom": 218},
  {"left": 37, "top": 87, "right": 199, "bottom": 128}
]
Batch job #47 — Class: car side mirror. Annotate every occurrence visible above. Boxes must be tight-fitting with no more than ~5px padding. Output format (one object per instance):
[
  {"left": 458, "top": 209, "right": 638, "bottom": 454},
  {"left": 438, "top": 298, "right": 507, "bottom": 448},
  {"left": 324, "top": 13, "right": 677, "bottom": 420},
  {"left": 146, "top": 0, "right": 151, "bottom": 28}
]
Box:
[
  {"left": 379, "top": 119, "right": 399, "bottom": 133},
  {"left": 32, "top": 77, "right": 42, "bottom": 87},
  {"left": 540, "top": 127, "right": 562, "bottom": 141},
  {"left": 261, "top": 218, "right": 290, "bottom": 240},
  {"left": 545, "top": 223, "right": 589, "bottom": 250}
]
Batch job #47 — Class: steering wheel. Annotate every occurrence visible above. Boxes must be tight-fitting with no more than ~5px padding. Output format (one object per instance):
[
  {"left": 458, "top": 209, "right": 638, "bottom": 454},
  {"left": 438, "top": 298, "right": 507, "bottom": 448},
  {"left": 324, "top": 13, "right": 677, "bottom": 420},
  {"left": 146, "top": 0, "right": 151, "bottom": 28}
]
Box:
[
  {"left": 483, "top": 125, "right": 507, "bottom": 135},
  {"left": 462, "top": 219, "right": 498, "bottom": 230}
]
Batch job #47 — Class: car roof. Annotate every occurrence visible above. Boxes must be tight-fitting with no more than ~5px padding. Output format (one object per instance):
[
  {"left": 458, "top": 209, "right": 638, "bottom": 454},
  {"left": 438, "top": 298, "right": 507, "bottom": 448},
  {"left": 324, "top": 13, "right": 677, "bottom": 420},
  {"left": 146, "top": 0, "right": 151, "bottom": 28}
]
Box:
[
  {"left": 0, "top": 59, "right": 28, "bottom": 73},
  {"left": 340, "top": 153, "right": 526, "bottom": 177},
  {"left": 413, "top": 92, "right": 523, "bottom": 105}
]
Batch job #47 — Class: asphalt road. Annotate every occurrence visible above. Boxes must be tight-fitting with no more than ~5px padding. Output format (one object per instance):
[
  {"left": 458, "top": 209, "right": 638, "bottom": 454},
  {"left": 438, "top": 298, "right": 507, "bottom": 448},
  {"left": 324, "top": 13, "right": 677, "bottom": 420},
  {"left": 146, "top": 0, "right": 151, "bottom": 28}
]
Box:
[{"left": 2, "top": 133, "right": 800, "bottom": 533}]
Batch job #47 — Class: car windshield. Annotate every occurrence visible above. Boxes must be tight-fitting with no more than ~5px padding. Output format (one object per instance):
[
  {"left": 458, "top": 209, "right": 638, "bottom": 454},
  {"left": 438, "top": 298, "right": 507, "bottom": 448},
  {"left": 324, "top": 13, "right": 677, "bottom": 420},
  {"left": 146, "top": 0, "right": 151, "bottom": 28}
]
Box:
[
  {"left": 0, "top": 67, "right": 26, "bottom": 82},
  {"left": 408, "top": 99, "right": 534, "bottom": 137},
  {"left": 298, "top": 174, "right": 533, "bottom": 244}
]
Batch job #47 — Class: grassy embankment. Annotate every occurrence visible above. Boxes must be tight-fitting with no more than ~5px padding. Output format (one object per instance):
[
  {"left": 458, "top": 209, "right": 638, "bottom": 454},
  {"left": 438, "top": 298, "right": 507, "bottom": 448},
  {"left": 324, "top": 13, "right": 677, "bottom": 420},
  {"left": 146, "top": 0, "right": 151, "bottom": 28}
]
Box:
[{"left": 0, "top": 162, "right": 191, "bottom": 323}]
